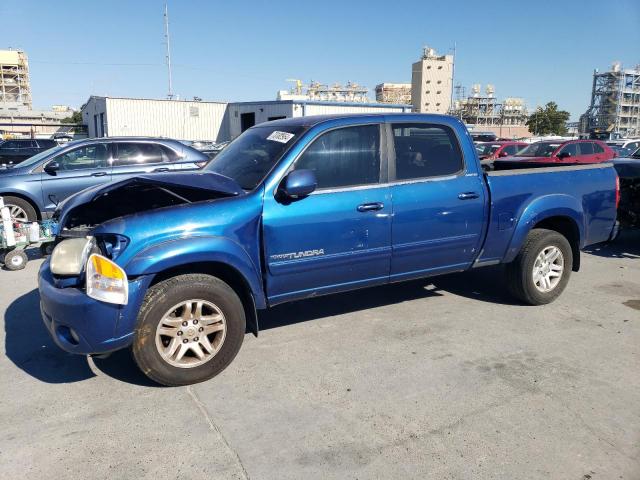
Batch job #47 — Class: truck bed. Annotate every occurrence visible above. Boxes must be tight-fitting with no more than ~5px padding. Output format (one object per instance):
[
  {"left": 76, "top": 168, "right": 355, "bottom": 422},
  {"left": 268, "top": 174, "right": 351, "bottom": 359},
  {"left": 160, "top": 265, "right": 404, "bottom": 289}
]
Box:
[{"left": 476, "top": 163, "right": 618, "bottom": 266}]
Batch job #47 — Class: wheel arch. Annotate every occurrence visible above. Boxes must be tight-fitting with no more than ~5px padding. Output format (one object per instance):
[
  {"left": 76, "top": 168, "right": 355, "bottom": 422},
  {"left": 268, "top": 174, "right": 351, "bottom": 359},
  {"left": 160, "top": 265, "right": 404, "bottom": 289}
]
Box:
[
  {"left": 505, "top": 195, "right": 584, "bottom": 271},
  {"left": 125, "top": 236, "right": 265, "bottom": 336}
]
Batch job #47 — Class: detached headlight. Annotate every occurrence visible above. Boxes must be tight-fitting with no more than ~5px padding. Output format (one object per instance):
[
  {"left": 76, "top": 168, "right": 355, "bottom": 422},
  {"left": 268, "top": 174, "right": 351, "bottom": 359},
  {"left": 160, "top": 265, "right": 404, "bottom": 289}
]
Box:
[
  {"left": 50, "top": 237, "right": 95, "bottom": 276},
  {"left": 86, "top": 254, "right": 128, "bottom": 305}
]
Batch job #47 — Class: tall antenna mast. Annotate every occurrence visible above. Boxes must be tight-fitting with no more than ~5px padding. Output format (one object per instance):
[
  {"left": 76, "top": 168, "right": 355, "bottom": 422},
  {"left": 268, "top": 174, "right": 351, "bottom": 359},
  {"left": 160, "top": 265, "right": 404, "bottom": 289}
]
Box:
[{"left": 164, "top": 2, "right": 174, "bottom": 99}]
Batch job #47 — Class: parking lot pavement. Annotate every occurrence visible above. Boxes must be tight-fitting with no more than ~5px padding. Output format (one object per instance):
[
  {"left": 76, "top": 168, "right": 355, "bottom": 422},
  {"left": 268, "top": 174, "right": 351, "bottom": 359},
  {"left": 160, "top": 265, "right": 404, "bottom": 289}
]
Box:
[{"left": 0, "top": 231, "right": 638, "bottom": 480}]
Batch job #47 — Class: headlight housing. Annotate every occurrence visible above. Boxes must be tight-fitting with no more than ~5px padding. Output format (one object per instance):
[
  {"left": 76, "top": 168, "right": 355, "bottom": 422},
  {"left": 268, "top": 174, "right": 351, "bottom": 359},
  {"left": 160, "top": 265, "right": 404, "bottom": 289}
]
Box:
[
  {"left": 50, "top": 237, "right": 95, "bottom": 276},
  {"left": 86, "top": 254, "right": 128, "bottom": 305}
]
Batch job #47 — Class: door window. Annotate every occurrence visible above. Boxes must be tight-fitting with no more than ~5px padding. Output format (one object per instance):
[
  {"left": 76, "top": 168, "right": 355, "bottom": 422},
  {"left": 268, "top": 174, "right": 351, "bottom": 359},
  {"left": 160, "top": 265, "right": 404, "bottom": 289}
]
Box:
[
  {"left": 558, "top": 143, "right": 578, "bottom": 156},
  {"left": 294, "top": 125, "right": 381, "bottom": 189},
  {"left": 579, "top": 142, "right": 594, "bottom": 155},
  {"left": 114, "top": 143, "right": 174, "bottom": 166},
  {"left": 1, "top": 140, "right": 23, "bottom": 149},
  {"left": 55, "top": 144, "right": 108, "bottom": 170},
  {"left": 392, "top": 123, "right": 463, "bottom": 180},
  {"left": 593, "top": 143, "right": 605, "bottom": 153}
]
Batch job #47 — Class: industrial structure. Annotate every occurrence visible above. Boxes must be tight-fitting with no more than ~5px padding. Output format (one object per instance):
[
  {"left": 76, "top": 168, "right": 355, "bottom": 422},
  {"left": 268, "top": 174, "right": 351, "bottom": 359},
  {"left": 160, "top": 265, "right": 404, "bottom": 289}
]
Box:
[
  {"left": 375, "top": 83, "right": 412, "bottom": 105},
  {"left": 277, "top": 80, "right": 370, "bottom": 103},
  {"left": 411, "top": 47, "right": 453, "bottom": 114},
  {"left": 581, "top": 62, "right": 640, "bottom": 139},
  {"left": 451, "top": 84, "right": 530, "bottom": 138},
  {"left": 81, "top": 96, "right": 411, "bottom": 141},
  {"left": 0, "top": 49, "right": 32, "bottom": 111}
]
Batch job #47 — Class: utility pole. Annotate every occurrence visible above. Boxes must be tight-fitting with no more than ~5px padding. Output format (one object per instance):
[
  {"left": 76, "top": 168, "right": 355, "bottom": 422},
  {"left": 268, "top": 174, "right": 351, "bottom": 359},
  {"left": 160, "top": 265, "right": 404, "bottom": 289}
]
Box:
[
  {"left": 164, "top": 2, "right": 174, "bottom": 99},
  {"left": 449, "top": 42, "right": 456, "bottom": 114}
]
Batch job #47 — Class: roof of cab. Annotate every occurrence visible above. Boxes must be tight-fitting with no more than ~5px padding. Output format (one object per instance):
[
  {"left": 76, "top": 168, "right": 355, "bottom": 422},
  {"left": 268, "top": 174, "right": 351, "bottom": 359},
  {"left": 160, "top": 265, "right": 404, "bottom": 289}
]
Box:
[{"left": 254, "top": 112, "right": 456, "bottom": 129}]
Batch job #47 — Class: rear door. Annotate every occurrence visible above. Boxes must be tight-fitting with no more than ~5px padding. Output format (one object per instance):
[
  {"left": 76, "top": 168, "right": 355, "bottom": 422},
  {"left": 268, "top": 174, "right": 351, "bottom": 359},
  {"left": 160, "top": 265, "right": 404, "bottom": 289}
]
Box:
[
  {"left": 40, "top": 142, "right": 112, "bottom": 210},
  {"left": 388, "top": 122, "right": 486, "bottom": 280},
  {"left": 262, "top": 123, "right": 392, "bottom": 304},
  {"left": 110, "top": 142, "right": 184, "bottom": 180},
  {"left": 578, "top": 142, "right": 596, "bottom": 163}
]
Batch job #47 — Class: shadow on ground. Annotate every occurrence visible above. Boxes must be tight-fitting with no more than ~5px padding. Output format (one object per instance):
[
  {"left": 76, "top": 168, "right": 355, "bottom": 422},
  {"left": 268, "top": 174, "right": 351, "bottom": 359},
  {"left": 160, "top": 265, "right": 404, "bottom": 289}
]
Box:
[
  {"left": 259, "top": 265, "right": 517, "bottom": 331},
  {"left": 583, "top": 229, "right": 640, "bottom": 259},
  {"left": 4, "top": 289, "right": 95, "bottom": 383},
  {"left": 5, "top": 265, "right": 516, "bottom": 385}
]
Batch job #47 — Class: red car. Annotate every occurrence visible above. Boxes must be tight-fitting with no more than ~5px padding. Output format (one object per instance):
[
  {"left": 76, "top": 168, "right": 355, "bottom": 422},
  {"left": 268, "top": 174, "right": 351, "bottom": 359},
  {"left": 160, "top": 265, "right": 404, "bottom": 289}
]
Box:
[
  {"left": 476, "top": 141, "right": 527, "bottom": 160},
  {"left": 494, "top": 140, "right": 615, "bottom": 168}
]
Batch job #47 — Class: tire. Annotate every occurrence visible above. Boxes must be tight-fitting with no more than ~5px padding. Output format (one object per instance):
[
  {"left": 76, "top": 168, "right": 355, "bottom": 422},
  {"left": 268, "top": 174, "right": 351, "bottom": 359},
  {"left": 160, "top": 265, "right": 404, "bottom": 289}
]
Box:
[
  {"left": 2, "top": 196, "right": 38, "bottom": 222},
  {"left": 132, "top": 274, "right": 246, "bottom": 386},
  {"left": 506, "top": 228, "right": 573, "bottom": 305},
  {"left": 4, "top": 249, "right": 28, "bottom": 271}
]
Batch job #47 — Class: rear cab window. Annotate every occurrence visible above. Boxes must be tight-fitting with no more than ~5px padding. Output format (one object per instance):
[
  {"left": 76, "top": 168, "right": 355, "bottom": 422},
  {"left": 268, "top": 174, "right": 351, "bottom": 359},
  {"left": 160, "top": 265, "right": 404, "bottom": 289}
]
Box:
[{"left": 391, "top": 123, "right": 463, "bottom": 180}]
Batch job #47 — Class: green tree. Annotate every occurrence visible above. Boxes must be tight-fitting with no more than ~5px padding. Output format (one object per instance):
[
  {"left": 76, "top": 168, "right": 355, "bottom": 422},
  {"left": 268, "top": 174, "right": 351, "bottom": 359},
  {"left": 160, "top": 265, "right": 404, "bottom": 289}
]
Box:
[
  {"left": 526, "top": 102, "right": 570, "bottom": 136},
  {"left": 61, "top": 110, "right": 83, "bottom": 124}
]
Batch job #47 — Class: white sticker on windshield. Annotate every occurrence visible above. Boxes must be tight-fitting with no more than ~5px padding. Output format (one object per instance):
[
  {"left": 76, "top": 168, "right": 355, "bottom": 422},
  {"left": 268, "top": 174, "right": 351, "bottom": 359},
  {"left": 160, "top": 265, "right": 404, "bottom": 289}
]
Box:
[{"left": 266, "top": 131, "right": 295, "bottom": 143}]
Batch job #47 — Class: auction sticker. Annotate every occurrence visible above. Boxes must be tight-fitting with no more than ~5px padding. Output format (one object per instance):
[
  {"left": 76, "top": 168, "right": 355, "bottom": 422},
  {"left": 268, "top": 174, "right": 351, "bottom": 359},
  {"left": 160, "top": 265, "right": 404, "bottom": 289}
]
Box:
[{"left": 266, "top": 131, "right": 295, "bottom": 143}]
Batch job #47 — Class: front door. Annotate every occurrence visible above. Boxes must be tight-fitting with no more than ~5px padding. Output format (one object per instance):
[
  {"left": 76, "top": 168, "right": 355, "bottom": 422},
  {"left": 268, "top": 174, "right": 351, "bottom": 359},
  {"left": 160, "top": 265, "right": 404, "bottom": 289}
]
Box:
[
  {"left": 388, "top": 122, "right": 486, "bottom": 280},
  {"left": 262, "top": 123, "right": 392, "bottom": 304},
  {"left": 40, "top": 142, "right": 112, "bottom": 211}
]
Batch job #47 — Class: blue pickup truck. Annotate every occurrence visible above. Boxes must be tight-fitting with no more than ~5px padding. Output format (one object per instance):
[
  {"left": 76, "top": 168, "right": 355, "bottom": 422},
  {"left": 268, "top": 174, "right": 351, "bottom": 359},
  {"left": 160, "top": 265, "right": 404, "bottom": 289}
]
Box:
[{"left": 39, "top": 114, "right": 619, "bottom": 386}]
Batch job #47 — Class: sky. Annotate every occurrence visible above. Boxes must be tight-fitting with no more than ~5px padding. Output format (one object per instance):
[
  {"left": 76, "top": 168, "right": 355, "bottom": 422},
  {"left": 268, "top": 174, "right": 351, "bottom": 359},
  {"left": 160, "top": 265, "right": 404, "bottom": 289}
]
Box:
[{"left": 2, "top": 0, "right": 639, "bottom": 120}]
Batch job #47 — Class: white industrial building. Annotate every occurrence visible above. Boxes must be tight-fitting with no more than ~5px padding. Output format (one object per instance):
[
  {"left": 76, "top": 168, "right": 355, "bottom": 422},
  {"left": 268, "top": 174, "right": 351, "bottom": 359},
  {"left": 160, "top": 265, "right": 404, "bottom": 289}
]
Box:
[
  {"left": 81, "top": 96, "right": 412, "bottom": 142},
  {"left": 226, "top": 100, "right": 411, "bottom": 139},
  {"left": 82, "top": 96, "right": 228, "bottom": 140}
]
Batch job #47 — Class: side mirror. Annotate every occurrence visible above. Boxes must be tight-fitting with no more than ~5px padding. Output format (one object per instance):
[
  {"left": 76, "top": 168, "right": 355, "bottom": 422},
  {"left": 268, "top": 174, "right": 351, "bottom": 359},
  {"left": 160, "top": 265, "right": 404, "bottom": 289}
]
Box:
[
  {"left": 557, "top": 151, "right": 570, "bottom": 160},
  {"left": 498, "top": 151, "right": 509, "bottom": 158},
  {"left": 280, "top": 169, "right": 317, "bottom": 199},
  {"left": 44, "top": 161, "right": 60, "bottom": 175}
]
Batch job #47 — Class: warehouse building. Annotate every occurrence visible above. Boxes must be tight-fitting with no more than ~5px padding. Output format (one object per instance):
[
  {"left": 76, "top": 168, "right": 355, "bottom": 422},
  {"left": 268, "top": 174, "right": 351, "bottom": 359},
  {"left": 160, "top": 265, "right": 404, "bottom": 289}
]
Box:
[
  {"left": 82, "top": 96, "right": 228, "bottom": 140},
  {"left": 81, "top": 96, "right": 412, "bottom": 142}
]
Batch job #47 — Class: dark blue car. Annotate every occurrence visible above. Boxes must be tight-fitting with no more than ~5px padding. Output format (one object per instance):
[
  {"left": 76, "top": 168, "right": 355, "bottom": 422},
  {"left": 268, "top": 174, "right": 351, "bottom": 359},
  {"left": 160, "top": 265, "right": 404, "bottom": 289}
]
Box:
[{"left": 0, "top": 137, "right": 209, "bottom": 221}]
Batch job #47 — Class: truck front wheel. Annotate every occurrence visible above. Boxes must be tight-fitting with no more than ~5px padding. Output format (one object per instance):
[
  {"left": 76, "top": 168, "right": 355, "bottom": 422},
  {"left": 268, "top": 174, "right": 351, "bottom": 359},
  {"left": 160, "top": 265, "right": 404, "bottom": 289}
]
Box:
[
  {"left": 506, "top": 228, "right": 573, "bottom": 305},
  {"left": 132, "top": 274, "right": 246, "bottom": 386}
]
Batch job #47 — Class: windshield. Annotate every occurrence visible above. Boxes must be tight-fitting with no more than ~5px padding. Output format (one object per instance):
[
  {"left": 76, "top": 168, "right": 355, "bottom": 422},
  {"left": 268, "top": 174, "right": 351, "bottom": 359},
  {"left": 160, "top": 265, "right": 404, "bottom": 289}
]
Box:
[
  {"left": 631, "top": 147, "right": 640, "bottom": 159},
  {"left": 476, "top": 144, "right": 501, "bottom": 156},
  {"left": 11, "top": 145, "right": 63, "bottom": 168},
  {"left": 517, "top": 142, "right": 561, "bottom": 157},
  {"left": 206, "top": 125, "right": 305, "bottom": 189}
]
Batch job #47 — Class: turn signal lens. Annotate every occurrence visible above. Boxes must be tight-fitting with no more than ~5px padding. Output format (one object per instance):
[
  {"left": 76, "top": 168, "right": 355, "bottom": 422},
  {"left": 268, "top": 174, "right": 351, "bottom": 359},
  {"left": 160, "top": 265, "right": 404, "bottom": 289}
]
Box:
[{"left": 86, "top": 254, "right": 128, "bottom": 305}]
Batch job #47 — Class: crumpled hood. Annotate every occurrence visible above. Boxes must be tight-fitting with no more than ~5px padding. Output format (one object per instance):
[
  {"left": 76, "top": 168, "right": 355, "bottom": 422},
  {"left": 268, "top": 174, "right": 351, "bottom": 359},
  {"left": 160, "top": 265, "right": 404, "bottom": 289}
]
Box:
[{"left": 56, "top": 171, "right": 244, "bottom": 230}]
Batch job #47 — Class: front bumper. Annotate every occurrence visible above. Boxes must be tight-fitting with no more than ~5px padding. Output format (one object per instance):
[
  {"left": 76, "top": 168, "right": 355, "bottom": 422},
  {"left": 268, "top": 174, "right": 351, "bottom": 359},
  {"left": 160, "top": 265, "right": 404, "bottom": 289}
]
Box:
[{"left": 38, "top": 259, "right": 153, "bottom": 355}]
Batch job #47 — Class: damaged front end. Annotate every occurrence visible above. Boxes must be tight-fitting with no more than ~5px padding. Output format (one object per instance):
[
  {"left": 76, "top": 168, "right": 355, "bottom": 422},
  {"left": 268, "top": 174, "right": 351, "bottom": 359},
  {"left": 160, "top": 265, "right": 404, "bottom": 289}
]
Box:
[
  {"left": 49, "top": 172, "right": 245, "bottom": 291},
  {"left": 56, "top": 172, "right": 244, "bottom": 233}
]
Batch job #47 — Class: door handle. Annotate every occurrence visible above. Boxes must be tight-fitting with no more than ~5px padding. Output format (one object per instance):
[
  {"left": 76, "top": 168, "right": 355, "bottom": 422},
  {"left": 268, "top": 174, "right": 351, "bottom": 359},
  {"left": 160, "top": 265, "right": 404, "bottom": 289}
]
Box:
[
  {"left": 458, "top": 192, "right": 479, "bottom": 200},
  {"left": 357, "top": 202, "right": 384, "bottom": 212},
  {"left": 91, "top": 172, "right": 108, "bottom": 177},
  {"left": 154, "top": 167, "right": 170, "bottom": 172}
]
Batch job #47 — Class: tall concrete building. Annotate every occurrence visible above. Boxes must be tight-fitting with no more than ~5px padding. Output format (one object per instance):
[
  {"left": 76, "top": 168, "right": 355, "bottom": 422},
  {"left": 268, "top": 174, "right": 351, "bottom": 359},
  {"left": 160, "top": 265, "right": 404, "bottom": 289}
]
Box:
[
  {"left": 411, "top": 47, "right": 453, "bottom": 114},
  {"left": 0, "top": 49, "right": 32, "bottom": 111}
]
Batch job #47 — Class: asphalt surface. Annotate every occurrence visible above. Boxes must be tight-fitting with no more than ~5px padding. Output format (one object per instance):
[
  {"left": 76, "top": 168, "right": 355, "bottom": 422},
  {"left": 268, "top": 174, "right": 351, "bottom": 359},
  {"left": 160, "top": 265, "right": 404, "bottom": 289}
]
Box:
[{"left": 1, "top": 231, "right": 639, "bottom": 480}]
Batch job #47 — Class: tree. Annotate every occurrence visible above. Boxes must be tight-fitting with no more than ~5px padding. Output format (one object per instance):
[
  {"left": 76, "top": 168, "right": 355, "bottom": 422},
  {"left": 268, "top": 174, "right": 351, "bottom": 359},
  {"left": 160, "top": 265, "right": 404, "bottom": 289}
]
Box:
[
  {"left": 526, "top": 102, "right": 570, "bottom": 136},
  {"left": 61, "top": 110, "right": 83, "bottom": 124}
]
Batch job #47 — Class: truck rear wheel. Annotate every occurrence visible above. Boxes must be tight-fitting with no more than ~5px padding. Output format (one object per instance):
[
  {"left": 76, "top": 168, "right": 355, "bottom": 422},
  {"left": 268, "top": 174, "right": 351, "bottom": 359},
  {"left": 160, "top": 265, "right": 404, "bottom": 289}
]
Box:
[
  {"left": 132, "top": 274, "right": 246, "bottom": 386},
  {"left": 506, "top": 228, "right": 573, "bottom": 305}
]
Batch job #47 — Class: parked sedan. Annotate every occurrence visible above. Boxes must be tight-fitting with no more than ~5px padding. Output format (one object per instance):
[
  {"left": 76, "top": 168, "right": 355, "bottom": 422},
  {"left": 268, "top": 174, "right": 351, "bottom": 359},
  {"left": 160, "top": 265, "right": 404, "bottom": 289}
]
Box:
[
  {"left": 0, "top": 138, "right": 58, "bottom": 166},
  {"left": 494, "top": 139, "right": 614, "bottom": 169},
  {"left": 476, "top": 141, "right": 527, "bottom": 159},
  {"left": 0, "top": 137, "right": 209, "bottom": 221}
]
